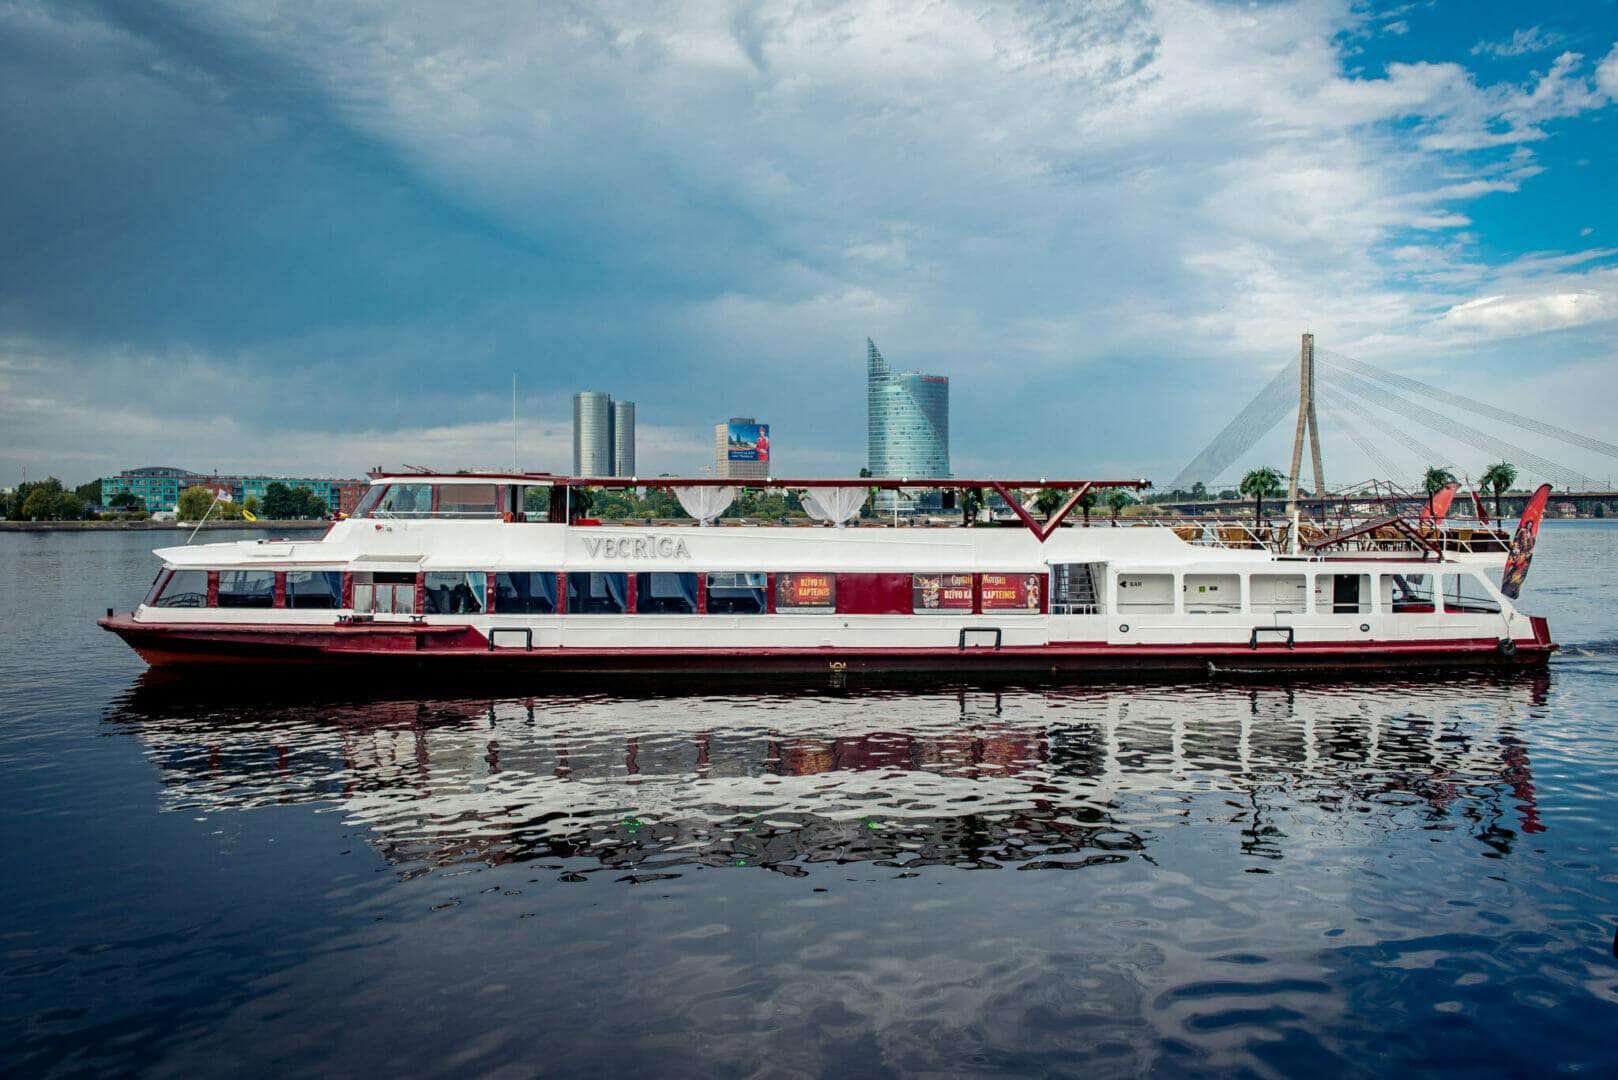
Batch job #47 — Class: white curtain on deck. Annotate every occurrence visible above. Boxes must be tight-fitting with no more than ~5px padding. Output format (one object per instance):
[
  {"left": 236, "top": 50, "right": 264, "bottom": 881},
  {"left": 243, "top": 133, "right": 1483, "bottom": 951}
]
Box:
[
  {"left": 801, "top": 486, "right": 868, "bottom": 527},
  {"left": 672, "top": 486, "right": 736, "bottom": 525}
]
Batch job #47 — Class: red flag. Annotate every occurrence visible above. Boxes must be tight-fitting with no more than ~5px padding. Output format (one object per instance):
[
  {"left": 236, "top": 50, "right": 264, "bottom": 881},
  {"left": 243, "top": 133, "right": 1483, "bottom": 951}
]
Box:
[
  {"left": 1420, "top": 481, "right": 1460, "bottom": 526},
  {"left": 1501, "top": 484, "right": 1551, "bottom": 600},
  {"left": 1469, "top": 488, "right": 1490, "bottom": 526}
]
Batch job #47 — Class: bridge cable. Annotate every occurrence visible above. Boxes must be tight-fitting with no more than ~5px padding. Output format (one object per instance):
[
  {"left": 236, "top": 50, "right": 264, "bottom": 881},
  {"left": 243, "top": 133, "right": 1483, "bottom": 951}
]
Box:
[
  {"left": 1317, "top": 348, "right": 1618, "bottom": 460},
  {"left": 1169, "top": 356, "right": 1299, "bottom": 490}
]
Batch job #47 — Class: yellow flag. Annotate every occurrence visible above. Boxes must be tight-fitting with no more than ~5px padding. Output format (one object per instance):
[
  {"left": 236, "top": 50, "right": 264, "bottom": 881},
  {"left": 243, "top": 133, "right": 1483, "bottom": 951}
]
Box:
[{"left": 242, "top": 508, "right": 257, "bottom": 522}]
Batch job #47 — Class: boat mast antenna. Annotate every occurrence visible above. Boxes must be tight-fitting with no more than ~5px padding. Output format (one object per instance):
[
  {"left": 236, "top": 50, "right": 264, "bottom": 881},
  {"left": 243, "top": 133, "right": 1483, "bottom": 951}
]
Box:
[{"left": 512, "top": 372, "right": 518, "bottom": 473}]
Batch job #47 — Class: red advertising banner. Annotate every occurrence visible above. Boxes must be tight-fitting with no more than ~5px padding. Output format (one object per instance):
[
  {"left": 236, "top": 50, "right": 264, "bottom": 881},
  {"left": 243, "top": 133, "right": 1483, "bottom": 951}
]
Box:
[
  {"left": 1501, "top": 483, "right": 1551, "bottom": 599},
  {"left": 912, "top": 573, "right": 973, "bottom": 613},
  {"left": 982, "top": 573, "right": 1042, "bottom": 613},
  {"left": 775, "top": 572, "right": 835, "bottom": 611}
]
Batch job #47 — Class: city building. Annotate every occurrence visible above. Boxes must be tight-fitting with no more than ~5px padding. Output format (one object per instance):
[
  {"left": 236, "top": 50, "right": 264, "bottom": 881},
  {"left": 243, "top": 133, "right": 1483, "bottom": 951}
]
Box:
[
  {"left": 572, "top": 391, "right": 636, "bottom": 477},
  {"left": 100, "top": 466, "right": 360, "bottom": 515},
  {"left": 612, "top": 399, "right": 636, "bottom": 477},
  {"left": 866, "top": 339, "right": 949, "bottom": 510},
  {"left": 715, "top": 418, "right": 770, "bottom": 479}
]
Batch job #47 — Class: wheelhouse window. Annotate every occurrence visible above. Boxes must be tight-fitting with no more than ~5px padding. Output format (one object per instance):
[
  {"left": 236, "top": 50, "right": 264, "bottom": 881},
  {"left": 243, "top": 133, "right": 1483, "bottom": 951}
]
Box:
[
  {"left": 1250, "top": 574, "right": 1306, "bottom": 614},
  {"left": 374, "top": 484, "right": 432, "bottom": 518},
  {"left": 637, "top": 572, "right": 698, "bottom": 614},
  {"left": 351, "top": 486, "right": 386, "bottom": 518},
  {"left": 217, "top": 570, "right": 275, "bottom": 608},
  {"left": 1382, "top": 573, "right": 1435, "bottom": 613},
  {"left": 568, "top": 572, "right": 627, "bottom": 614},
  {"left": 423, "top": 572, "right": 486, "bottom": 614},
  {"left": 437, "top": 484, "right": 500, "bottom": 518},
  {"left": 151, "top": 569, "right": 207, "bottom": 608},
  {"left": 287, "top": 570, "right": 342, "bottom": 609},
  {"left": 1441, "top": 573, "right": 1501, "bottom": 615},
  {"left": 706, "top": 572, "right": 766, "bottom": 614},
  {"left": 495, "top": 572, "right": 556, "bottom": 614}
]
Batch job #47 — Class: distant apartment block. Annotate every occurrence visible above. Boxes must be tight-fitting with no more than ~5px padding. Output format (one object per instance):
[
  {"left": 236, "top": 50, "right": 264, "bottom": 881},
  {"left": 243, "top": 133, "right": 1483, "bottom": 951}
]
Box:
[{"left": 101, "top": 466, "right": 361, "bottom": 514}]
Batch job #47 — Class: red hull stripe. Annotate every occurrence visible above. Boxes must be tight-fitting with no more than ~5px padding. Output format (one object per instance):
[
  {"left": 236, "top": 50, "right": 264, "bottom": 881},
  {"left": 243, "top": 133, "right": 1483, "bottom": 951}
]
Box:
[{"left": 99, "top": 616, "right": 1553, "bottom": 671}]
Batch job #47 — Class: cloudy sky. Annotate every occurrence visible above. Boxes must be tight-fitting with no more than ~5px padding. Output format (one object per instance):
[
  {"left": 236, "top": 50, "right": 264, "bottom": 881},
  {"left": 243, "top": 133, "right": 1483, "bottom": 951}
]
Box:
[{"left": 2, "top": 0, "right": 1616, "bottom": 488}]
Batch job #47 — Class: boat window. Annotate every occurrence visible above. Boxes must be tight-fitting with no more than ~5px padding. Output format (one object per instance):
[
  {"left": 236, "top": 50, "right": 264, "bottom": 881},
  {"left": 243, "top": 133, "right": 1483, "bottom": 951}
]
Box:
[
  {"left": 1048, "top": 565, "right": 1097, "bottom": 614},
  {"left": 152, "top": 569, "right": 208, "bottom": 608},
  {"left": 437, "top": 484, "right": 500, "bottom": 518},
  {"left": 637, "top": 572, "right": 698, "bottom": 614},
  {"left": 774, "top": 572, "right": 836, "bottom": 613},
  {"left": 374, "top": 483, "right": 432, "bottom": 518},
  {"left": 1184, "top": 574, "right": 1240, "bottom": 614},
  {"left": 1250, "top": 574, "right": 1306, "bottom": 614},
  {"left": 1316, "top": 573, "right": 1371, "bottom": 614},
  {"left": 1116, "top": 574, "right": 1174, "bottom": 613},
  {"left": 351, "top": 486, "right": 386, "bottom": 518},
  {"left": 217, "top": 570, "right": 275, "bottom": 608},
  {"left": 1441, "top": 573, "right": 1502, "bottom": 615},
  {"left": 495, "top": 572, "right": 557, "bottom": 614},
  {"left": 706, "top": 572, "right": 766, "bottom": 614},
  {"left": 143, "top": 568, "right": 170, "bottom": 606},
  {"left": 912, "top": 574, "right": 973, "bottom": 613},
  {"left": 287, "top": 571, "right": 342, "bottom": 609},
  {"left": 568, "top": 572, "right": 627, "bottom": 614},
  {"left": 423, "top": 571, "right": 486, "bottom": 614},
  {"left": 1381, "top": 573, "right": 1435, "bottom": 613},
  {"left": 353, "top": 571, "right": 416, "bottom": 615}
]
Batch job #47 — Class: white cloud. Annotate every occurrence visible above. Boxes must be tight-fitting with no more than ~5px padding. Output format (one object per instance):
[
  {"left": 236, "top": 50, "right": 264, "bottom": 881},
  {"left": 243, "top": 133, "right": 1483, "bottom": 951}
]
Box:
[{"left": 1472, "top": 27, "right": 1565, "bottom": 59}]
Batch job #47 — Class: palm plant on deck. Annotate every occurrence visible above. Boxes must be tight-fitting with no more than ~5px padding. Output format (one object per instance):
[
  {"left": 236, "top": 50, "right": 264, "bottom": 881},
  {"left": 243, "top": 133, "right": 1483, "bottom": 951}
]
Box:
[
  {"left": 1480, "top": 461, "right": 1517, "bottom": 521},
  {"left": 1105, "top": 487, "right": 1136, "bottom": 525},
  {"left": 1239, "top": 466, "right": 1284, "bottom": 523}
]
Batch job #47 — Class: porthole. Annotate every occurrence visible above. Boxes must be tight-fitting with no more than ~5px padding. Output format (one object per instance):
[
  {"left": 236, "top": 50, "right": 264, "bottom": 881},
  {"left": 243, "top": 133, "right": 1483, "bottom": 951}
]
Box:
[
  {"left": 1360, "top": 623, "right": 1370, "bottom": 633},
  {"left": 1119, "top": 623, "right": 1130, "bottom": 633}
]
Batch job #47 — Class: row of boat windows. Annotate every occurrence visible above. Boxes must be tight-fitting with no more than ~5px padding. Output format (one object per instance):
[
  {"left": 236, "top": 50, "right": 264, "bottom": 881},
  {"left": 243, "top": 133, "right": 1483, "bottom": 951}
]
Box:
[
  {"left": 145, "top": 570, "right": 1036, "bottom": 616},
  {"left": 1116, "top": 571, "right": 1501, "bottom": 615}
]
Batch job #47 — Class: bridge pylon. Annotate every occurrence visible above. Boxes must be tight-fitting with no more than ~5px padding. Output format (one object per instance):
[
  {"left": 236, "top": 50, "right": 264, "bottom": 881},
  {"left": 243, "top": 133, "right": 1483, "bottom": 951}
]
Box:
[{"left": 1285, "top": 331, "right": 1326, "bottom": 516}]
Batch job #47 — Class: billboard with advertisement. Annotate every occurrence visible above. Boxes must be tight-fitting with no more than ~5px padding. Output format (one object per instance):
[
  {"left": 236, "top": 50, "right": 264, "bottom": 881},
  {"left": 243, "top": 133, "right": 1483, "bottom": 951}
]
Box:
[
  {"left": 982, "top": 573, "right": 1042, "bottom": 612},
  {"left": 726, "top": 422, "right": 770, "bottom": 463},
  {"left": 775, "top": 572, "right": 835, "bottom": 612},
  {"left": 912, "top": 573, "right": 973, "bottom": 613}
]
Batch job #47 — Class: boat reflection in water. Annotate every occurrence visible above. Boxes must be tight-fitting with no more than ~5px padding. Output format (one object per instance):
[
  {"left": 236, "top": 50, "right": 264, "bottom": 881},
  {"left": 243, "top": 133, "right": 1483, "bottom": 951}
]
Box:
[{"left": 106, "top": 671, "right": 1550, "bottom": 881}]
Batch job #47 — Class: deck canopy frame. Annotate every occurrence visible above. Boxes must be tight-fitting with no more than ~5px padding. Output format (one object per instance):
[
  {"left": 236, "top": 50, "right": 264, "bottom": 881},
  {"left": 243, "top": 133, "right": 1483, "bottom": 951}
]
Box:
[{"left": 364, "top": 473, "right": 1152, "bottom": 542}]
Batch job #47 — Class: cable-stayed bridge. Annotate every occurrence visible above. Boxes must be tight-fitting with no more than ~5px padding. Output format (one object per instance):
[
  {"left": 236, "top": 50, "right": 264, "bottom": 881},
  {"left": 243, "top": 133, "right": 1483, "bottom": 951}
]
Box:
[{"left": 1171, "top": 335, "right": 1618, "bottom": 497}]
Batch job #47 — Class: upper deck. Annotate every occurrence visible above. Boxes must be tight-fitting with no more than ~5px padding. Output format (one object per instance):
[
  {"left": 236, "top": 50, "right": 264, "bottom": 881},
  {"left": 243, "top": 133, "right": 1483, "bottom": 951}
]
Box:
[{"left": 153, "top": 471, "right": 1507, "bottom": 573}]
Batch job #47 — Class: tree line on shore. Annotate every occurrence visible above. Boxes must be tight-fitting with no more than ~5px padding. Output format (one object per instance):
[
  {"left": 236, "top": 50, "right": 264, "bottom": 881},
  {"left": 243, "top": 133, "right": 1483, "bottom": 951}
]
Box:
[{"left": 2, "top": 478, "right": 332, "bottom": 522}]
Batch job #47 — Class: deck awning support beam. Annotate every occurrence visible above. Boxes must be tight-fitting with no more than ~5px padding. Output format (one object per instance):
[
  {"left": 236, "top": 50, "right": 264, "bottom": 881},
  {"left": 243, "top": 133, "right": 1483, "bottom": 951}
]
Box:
[{"left": 991, "top": 482, "right": 1091, "bottom": 542}]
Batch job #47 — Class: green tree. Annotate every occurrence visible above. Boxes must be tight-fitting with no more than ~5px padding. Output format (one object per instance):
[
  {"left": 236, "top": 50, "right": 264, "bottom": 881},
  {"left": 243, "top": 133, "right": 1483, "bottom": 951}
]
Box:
[
  {"left": 1422, "top": 465, "right": 1457, "bottom": 515},
  {"left": 1239, "top": 466, "right": 1285, "bottom": 523},
  {"left": 1190, "top": 480, "right": 1207, "bottom": 499},
  {"left": 17, "top": 477, "right": 86, "bottom": 521},
  {"left": 1479, "top": 461, "right": 1517, "bottom": 521},
  {"left": 1078, "top": 488, "right": 1098, "bottom": 526},
  {"left": 177, "top": 485, "right": 219, "bottom": 521},
  {"left": 76, "top": 479, "right": 102, "bottom": 505},
  {"left": 1034, "top": 488, "right": 1064, "bottom": 516},
  {"left": 961, "top": 486, "right": 985, "bottom": 525},
  {"left": 243, "top": 495, "right": 260, "bottom": 516},
  {"left": 1105, "top": 487, "right": 1136, "bottom": 524}
]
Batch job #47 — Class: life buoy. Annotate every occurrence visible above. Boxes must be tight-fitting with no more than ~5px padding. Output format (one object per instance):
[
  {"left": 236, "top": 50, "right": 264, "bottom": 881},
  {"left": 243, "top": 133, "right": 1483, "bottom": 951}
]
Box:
[{"left": 1498, "top": 638, "right": 1518, "bottom": 657}]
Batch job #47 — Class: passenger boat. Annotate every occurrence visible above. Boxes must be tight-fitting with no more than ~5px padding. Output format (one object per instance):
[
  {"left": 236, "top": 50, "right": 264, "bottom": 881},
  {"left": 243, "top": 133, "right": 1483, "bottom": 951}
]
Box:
[{"left": 98, "top": 473, "right": 1556, "bottom": 676}]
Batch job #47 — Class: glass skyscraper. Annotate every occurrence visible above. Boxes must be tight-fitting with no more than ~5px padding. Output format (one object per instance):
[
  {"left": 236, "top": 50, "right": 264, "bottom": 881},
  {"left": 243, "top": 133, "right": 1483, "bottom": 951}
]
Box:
[
  {"left": 866, "top": 339, "right": 949, "bottom": 510},
  {"left": 572, "top": 391, "right": 635, "bottom": 477}
]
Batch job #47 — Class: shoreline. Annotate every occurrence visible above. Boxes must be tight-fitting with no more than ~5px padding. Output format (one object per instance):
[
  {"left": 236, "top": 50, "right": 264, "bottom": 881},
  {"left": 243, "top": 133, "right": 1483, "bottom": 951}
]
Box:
[{"left": 0, "top": 520, "right": 329, "bottom": 533}]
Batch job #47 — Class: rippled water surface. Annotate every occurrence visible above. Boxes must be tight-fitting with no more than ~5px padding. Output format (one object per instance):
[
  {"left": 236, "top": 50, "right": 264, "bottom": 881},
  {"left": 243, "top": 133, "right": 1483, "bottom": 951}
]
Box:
[{"left": 3, "top": 525, "right": 1618, "bottom": 1077}]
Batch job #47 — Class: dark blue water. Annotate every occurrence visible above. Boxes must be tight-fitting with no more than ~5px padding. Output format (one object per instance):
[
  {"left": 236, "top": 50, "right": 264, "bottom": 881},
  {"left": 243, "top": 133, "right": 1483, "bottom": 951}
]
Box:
[{"left": 2, "top": 524, "right": 1617, "bottom": 1077}]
